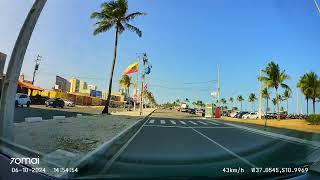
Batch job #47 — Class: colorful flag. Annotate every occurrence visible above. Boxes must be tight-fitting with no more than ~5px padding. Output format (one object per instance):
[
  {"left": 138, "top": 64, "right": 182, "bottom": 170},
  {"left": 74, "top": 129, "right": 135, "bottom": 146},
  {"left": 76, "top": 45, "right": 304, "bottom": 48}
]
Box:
[{"left": 123, "top": 63, "right": 138, "bottom": 75}]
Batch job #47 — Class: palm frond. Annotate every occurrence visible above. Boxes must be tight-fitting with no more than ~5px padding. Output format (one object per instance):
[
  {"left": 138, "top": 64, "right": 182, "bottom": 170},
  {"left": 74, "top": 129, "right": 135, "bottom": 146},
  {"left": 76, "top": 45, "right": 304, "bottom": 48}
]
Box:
[
  {"left": 125, "top": 23, "right": 142, "bottom": 37},
  {"left": 93, "top": 23, "right": 114, "bottom": 35},
  {"left": 125, "top": 12, "right": 147, "bottom": 21}
]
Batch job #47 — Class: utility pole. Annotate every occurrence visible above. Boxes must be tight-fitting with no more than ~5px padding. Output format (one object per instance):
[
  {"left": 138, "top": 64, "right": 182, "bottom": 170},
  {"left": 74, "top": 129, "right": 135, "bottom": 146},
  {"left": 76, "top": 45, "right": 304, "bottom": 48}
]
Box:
[
  {"left": 259, "top": 69, "right": 263, "bottom": 119},
  {"left": 32, "top": 54, "right": 42, "bottom": 84},
  {"left": 139, "top": 53, "right": 147, "bottom": 115},
  {"left": 0, "top": 0, "right": 47, "bottom": 141}
]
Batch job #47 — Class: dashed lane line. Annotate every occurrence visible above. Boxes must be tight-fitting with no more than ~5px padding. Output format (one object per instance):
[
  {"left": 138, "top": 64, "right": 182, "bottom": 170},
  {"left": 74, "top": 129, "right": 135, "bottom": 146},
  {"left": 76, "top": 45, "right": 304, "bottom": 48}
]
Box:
[{"left": 191, "top": 128, "right": 257, "bottom": 168}]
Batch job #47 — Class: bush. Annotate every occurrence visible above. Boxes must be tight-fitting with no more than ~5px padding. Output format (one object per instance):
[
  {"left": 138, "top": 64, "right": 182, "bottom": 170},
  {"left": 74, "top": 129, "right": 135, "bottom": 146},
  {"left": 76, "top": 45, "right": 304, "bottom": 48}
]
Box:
[{"left": 306, "top": 114, "right": 320, "bottom": 125}]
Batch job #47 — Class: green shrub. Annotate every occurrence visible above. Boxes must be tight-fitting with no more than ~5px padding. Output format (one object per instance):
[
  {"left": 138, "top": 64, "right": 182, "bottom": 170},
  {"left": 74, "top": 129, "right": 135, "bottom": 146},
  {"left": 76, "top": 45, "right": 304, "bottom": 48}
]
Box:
[{"left": 306, "top": 114, "right": 320, "bottom": 125}]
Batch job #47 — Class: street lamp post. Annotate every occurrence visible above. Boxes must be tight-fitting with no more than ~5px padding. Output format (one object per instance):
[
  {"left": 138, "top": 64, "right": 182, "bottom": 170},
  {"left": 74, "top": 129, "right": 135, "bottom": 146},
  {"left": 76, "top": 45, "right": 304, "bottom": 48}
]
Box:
[{"left": 139, "top": 53, "right": 148, "bottom": 115}]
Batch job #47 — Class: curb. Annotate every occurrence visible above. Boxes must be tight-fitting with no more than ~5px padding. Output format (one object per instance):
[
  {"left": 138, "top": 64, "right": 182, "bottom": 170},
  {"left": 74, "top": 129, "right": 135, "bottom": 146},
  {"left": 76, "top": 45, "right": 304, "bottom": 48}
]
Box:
[
  {"left": 25, "top": 117, "right": 42, "bottom": 123},
  {"left": 64, "top": 109, "right": 156, "bottom": 178},
  {"left": 53, "top": 116, "right": 65, "bottom": 120}
]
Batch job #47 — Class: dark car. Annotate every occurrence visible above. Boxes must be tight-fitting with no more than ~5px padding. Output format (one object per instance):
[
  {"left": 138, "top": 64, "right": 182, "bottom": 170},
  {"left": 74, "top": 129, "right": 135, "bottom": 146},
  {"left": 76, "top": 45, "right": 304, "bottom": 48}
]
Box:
[
  {"left": 188, "top": 108, "right": 196, "bottom": 114},
  {"left": 45, "top": 98, "right": 65, "bottom": 108},
  {"left": 235, "top": 111, "right": 249, "bottom": 119}
]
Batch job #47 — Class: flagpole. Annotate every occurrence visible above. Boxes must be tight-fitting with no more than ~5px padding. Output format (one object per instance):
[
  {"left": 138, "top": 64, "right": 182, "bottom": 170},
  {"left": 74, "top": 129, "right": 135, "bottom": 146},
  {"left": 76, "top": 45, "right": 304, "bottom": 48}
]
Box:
[{"left": 133, "top": 68, "right": 138, "bottom": 111}]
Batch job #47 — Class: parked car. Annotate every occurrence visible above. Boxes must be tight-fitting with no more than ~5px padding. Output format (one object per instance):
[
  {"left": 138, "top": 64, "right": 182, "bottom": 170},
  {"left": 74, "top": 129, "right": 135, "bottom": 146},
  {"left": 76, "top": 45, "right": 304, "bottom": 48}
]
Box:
[
  {"left": 62, "top": 99, "right": 75, "bottom": 107},
  {"left": 180, "top": 103, "right": 188, "bottom": 112},
  {"left": 235, "top": 111, "right": 249, "bottom": 119},
  {"left": 15, "top": 93, "right": 31, "bottom": 107},
  {"left": 230, "top": 111, "right": 239, "bottom": 118},
  {"left": 242, "top": 112, "right": 251, "bottom": 119},
  {"left": 188, "top": 108, "right": 196, "bottom": 114},
  {"left": 30, "top": 95, "right": 49, "bottom": 105},
  {"left": 196, "top": 108, "right": 205, "bottom": 116},
  {"left": 45, "top": 98, "right": 65, "bottom": 108},
  {"left": 248, "top": 112, "right": 259, "bottom": 119}
]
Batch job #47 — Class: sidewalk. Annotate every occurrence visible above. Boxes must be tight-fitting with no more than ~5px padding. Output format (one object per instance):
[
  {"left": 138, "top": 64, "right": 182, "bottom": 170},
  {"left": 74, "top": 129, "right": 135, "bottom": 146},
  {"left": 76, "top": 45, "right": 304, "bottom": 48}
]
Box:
[
  {"left": 220, "top": 117, "right": 320, "bottom": 134},
  {"left": 13, "top": 109, "right": 155, "bottom": 155}
]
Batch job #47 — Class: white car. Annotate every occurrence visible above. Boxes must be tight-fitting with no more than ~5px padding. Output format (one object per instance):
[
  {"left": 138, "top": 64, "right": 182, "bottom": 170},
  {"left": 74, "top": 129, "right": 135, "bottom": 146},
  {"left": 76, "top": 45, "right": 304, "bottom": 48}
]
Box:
[
  {"left": 248, "top": 112, "right": 259, "bottom": 119},
  {"left": 63, "top": 99, "right": 75, "bottom": 107},
  {"left": 230, "top": 111, "right": 239, "bottom": 118},
  {"left": 242, "top": 112, "right": 251, "bottom": 119},
  {"left": 15, "top": 93, "right": 31, "bottom": 107}
]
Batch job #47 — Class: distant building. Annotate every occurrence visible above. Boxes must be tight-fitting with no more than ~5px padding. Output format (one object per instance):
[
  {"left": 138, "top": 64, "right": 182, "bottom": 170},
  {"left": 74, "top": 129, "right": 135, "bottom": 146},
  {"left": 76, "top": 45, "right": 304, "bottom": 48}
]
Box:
[
  {"left": 79, "top": 81, "right": 88, "bottom": 92},
  {"left": 70, "top": 78, "right": 80, "bottom": 93},
  {"left": 88, "top": 84, "right": 97, "bottom": 91},
  {"left": 54, "top": 75, "right": 70, "bottom": 92}
]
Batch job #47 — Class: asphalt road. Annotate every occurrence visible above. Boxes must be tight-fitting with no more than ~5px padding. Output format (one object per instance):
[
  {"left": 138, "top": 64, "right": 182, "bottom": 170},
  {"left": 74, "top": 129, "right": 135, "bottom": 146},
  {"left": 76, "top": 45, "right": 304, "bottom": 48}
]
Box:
[{"left": 94, "top": 111, "right": 319, "bottom": 179}]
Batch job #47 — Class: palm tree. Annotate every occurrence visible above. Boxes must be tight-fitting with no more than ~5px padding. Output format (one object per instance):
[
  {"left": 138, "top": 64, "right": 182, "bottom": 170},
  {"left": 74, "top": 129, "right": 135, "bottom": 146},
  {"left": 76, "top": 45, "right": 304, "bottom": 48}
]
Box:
[
  {"left": 237, "top": 95, "right": 244, "bottom": 111},
  {"left": 185, "top": 98, "right": 189, "bottom": 103},
  {"left": 262, "top": 87, "right": 270, "bottom": 115},
  {"left": 229, "top": 97, "right": 234, "bottom": 108},
  {"left": 262, "top": 61, "right": 290, "bottom": 116},
  {"left": 176, "top": 99, "right": 180, "bottom": 105},
  {"left": 259, "top": 75, "right": 272, "bottom": 120},
  {"left": 221, "top": 98, "right": 227, "bottom": 111},
  {"left": 91, "top": 0, "right": 146, "bottom": 114},
  {"left": 283, "top": 88, "right": 291, "bottom": 113},
  {"left": 119, "top": 74, "right": 132, "bottom": 98},
  {"left": 276, "top": 94, "right": 283, "bottom": 111},
  {"left": 248, "top": 93, "right": 257, "bottom": 112},
  {"left": 272, "top": 98, "right": 277, "bottom": 113},
  {"left": 297, "top": 72, "right": 320, "bottom": 115}
]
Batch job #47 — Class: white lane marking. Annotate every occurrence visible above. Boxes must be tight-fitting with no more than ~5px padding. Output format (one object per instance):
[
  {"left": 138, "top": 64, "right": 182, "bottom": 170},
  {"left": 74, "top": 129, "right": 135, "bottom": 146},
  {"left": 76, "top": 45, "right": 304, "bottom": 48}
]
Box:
[
  {"left": 206, "top": 121, "right": 219, "bottom": 125},
  {"left": 198, "top": 121, "right": 208, "bottom": 125},
  {"left": 149, "top": 119, "right": 155, "bottom": 124},
  {"left": 143, "top": 125, "right": 234, "bottom": 129},
  {"left": 102, "top": 115, "right": 152, "bottom": 172},
  {"left": 170, "top": 120, "right": 176, "bottom": 125},
  {"left": 160, "top": 120, "right": 165, "bottom": 124},
  {"left": 191, "top": 128, "right": 256, "bottom": 168},
  {"left": 189, "top": 121, "right": 198, "bottom": 125},
  {"left": 179, "top": 121, "right": 186, "bottom": 125}
]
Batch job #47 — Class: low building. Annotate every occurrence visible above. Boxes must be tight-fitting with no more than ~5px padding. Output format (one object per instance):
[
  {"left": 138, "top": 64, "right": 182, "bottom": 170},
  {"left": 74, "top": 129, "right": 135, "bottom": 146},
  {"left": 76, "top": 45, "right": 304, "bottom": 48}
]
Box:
[{"left": 17, "top": 74, "right": 44, "bottom": 96}]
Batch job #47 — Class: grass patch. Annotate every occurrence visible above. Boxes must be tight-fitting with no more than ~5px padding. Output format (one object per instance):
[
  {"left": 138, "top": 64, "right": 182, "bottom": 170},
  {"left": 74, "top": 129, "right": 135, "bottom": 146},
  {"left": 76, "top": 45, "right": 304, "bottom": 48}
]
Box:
[{"left": 306, "top": 114, "right": 320, "bottom": 125}]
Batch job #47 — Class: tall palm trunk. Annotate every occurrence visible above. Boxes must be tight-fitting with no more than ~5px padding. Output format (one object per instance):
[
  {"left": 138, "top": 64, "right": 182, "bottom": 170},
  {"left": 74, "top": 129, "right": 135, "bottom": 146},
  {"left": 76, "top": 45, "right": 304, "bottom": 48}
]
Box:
[
  {"left": 306, "top": 98, "right": 309, "bottom": 115},
  {"left": 240, "top": 101, "right": 242, "bottom": 111},
  {"left": 276, "top": 88, "right": 280, "bottom": 120},
  {"left": 102, "top": 27, "right": 119, "bottom": 114},
  {"left": 312, "top": 98, "right": 316, "bottom": 114},
  {"left": 264, "top": 97, "right": 269, "bottom": 127},
  {"left": 287, "top": 99, "right": 289, "bottom": 113}
]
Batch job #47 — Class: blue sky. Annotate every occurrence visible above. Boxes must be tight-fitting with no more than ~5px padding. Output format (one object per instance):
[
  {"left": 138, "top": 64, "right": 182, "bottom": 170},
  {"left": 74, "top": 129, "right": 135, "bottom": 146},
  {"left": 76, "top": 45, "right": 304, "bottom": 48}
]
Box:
[{"left": 1, "top": 0, "right": 320, "bottom": 113}]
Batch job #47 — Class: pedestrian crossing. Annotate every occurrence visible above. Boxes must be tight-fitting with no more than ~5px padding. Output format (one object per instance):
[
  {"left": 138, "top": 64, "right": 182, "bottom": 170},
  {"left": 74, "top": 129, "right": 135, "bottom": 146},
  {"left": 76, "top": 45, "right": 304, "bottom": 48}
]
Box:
[{"left": 145, "top": 119, "right": 223, "bottom": 127}]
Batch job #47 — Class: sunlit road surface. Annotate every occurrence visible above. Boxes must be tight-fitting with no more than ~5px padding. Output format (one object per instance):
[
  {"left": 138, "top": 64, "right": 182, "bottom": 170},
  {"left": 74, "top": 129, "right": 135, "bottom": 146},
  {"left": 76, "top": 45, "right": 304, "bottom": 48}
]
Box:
[{"left": 96, "top": 110, "right": 318, "bottom": 178}]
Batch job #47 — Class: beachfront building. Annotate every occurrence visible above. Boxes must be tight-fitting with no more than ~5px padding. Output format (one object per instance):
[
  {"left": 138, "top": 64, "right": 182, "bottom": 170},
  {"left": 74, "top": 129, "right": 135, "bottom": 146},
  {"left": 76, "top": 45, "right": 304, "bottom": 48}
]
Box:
[
  {"left": 54, "top": 75, "right": 70, "bottom": 92},
  {"left": 70, "top": 78, "right": 80, "bottom": 93}
]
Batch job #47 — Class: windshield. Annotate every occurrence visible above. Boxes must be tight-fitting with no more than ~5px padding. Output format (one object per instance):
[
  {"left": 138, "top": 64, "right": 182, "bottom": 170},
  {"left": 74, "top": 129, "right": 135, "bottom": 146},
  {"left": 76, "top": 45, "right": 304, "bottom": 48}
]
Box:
[{"left": 1, "top": 0, "right": 320, "bottom": 179}]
